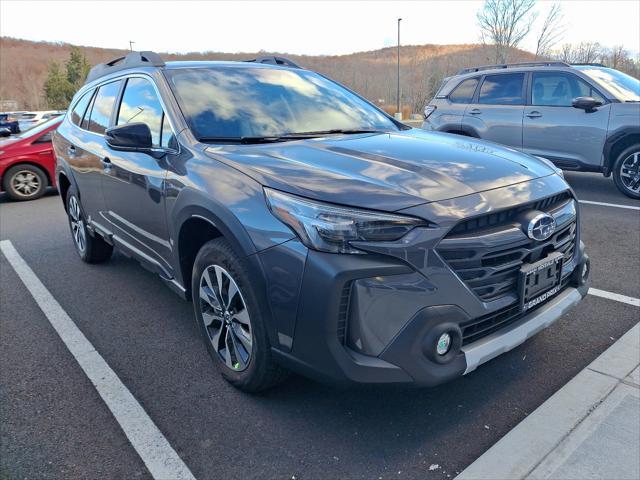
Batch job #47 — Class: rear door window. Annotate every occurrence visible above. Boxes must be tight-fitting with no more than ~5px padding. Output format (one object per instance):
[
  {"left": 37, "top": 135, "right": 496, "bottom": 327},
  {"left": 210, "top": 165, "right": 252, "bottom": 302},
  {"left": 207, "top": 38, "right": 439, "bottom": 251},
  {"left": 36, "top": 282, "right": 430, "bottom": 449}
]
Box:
[
  {"left": 449, "top": 78, "right": 479, "bottom": 104},
  {"left": 70, "top": 90, "right": 94, "bottom": 126},
  {"left": 87, "top": 80, "right": 122, "bottom": 134},
  {"left": 478, "top": 73, "right": 525, "bottom": 105}
]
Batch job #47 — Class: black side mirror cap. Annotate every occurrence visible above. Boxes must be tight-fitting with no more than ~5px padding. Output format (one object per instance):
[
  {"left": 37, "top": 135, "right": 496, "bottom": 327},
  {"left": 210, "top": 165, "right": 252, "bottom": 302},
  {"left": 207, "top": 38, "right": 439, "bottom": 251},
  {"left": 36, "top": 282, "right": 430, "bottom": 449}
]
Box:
[
  {"left": 572, "top": 96, "right": 603, "bottom": 112},
  {"left": 105, "top": 123, "right": 153, "bottom": 151}
]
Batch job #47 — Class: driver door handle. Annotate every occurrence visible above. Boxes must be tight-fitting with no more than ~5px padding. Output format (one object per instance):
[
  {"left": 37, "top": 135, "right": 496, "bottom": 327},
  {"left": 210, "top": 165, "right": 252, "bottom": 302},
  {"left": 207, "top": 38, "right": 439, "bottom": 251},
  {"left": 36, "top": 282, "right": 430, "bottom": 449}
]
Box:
[
  {"left": 468, "top": 108, "right": 482, "bottom": 115},
  {"left": 526, "top": 111, "right": 542, "bottom": 118},
  {"left": 101, "top": 157, "right": 112, "bottom": 169},
  {"left": 67, "top": 145, "right": 76, "bottom": 157}
]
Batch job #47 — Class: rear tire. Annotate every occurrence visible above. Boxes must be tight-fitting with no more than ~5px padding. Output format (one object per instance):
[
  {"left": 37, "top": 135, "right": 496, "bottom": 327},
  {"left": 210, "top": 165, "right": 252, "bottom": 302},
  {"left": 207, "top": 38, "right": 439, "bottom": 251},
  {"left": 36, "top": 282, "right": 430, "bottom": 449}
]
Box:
[
  {"left": 191, "top": 238, "right": 289, "bottom": 392},
  {"left": 612, "top": 144, "right": 640, "bottom": 199},
  {"left": 65, "top": 186, "right": 113, "bottom": 263},
  {"left": 3, "top": 164, "right": 48, "bottom": 201}
]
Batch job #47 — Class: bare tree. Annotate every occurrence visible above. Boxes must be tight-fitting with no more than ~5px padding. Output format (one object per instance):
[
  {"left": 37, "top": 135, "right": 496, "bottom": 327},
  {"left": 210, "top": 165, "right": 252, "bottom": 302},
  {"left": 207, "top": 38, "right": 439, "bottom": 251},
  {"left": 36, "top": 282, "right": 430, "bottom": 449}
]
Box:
[
  {"left": 608, "top": 45, "right": 627, "bottom": 69},
  {"left": 575, "top": 42, "right": 601, "bottom": 63},
  {"left": 477, "top": 0, "right": 538, "bottom": 64},
  {"left": 535, "top": 3, "right": 564, "bottom": 59}
]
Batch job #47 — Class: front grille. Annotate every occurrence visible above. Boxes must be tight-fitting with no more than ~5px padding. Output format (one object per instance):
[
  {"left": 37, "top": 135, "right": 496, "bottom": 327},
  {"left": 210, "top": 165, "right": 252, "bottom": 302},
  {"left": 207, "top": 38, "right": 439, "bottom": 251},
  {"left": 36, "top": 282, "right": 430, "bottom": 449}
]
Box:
[
  {"left": 460, "top": 277, "right": 571, "bottom": 345},
  {"left": 449, "top": 191, "right": 572, "bottom": 236},
  {"left": 438, "top": 193, "right": 576, "bottom": 303},
  {"left": 337, "top": 281, "right": 353, "bottom": 344}
]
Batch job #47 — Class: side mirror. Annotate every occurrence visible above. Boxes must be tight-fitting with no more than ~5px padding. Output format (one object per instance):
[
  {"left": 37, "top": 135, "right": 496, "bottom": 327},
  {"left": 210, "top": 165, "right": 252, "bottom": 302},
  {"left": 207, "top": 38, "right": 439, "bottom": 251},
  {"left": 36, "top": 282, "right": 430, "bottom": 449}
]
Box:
[
  {"left": 105, "top": 123, "right": 152, "bottom": 151},
  {"left": 572, "top": 96, "right": 602, "bottom": 113},
  {"left": 0, "top": 127, "right": 11, "bottom": 138}
]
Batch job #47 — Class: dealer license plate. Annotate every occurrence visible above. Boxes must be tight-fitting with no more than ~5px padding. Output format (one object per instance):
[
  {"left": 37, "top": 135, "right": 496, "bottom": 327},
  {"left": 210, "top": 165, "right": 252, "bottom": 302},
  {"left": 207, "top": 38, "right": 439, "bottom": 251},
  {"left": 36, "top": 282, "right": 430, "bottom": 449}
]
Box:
[{"left": 518, "top": 252, "right": 564, "bottom": 312}]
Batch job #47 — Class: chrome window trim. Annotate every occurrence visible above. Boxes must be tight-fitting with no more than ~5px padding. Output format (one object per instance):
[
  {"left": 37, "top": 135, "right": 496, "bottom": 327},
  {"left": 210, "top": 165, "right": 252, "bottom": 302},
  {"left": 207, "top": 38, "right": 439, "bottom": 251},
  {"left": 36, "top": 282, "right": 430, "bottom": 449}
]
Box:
[{"left": 68, "top": 72, "right": 180, "bottom": 154}]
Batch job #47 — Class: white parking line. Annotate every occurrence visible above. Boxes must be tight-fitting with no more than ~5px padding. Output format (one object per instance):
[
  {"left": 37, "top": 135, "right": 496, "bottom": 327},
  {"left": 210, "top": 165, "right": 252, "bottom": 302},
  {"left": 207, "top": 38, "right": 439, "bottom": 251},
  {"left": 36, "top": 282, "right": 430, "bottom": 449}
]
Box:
[
  {"left": 589, "top": 288, "right": 640, "bottom": 307},
  {"left": 579, "top": 200, "right": 640, "bottom": 211},
  {"left": 0, "top": 240, "right": 195, "bottom": 480}
]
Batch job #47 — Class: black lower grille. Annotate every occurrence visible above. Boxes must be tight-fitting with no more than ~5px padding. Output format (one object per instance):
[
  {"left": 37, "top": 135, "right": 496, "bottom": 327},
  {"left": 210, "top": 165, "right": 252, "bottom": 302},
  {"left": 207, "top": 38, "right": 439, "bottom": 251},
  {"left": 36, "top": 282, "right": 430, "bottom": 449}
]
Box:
[
  {"left": 461, "top": 277, "right": 571, "bottom": 345},
  {"left": 337, "top": 282, "right": 352, "bottom": 344}
]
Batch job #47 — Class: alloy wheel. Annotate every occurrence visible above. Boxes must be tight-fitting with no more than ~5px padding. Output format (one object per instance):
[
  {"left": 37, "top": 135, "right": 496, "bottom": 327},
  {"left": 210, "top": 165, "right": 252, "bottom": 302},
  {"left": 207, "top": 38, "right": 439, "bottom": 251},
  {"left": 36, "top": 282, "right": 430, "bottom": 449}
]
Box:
[
  {"left": 11, "top": 170, "right": 41, "bottom": 198},
  {"left": 619, "top": 152, "right": 640, "bottom": 194},
  {"left": 199, "top": 264, "right": 253, "bottom": 371},
  {"left": 68, "top": 195, "right": 87, "bottom": 253}
]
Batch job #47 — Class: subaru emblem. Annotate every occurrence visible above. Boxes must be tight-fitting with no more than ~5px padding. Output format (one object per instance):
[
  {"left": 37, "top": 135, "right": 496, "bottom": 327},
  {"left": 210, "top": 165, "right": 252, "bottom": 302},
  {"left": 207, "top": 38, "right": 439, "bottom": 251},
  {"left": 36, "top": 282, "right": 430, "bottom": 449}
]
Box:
[{"left": 527, "top": 213, "right": 556, "bottom": 241}]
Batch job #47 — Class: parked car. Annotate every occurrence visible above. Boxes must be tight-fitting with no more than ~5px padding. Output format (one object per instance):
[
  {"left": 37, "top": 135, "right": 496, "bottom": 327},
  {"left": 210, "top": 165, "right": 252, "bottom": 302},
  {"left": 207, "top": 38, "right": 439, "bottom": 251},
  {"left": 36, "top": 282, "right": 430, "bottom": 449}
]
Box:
[
  {"left": 0, "top": 116, "right": 61, "bottom": 200},
  {"left": 53, "top": 52, "right": 590, "bottom": 392},
  {"left": 0, "top": 113, "right": 20, "bottom": 134},
  {"left": 422, "top": 62, "right": 640, "bottom": 198},
  {"left": 18, "top": 110, "right": 65, "bottom": 132}
]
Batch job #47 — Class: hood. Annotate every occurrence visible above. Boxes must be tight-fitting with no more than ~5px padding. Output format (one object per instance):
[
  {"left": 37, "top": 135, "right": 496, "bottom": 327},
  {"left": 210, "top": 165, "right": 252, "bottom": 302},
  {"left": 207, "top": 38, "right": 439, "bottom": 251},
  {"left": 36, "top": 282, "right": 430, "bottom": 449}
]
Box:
[
  {"left": 205, "top": 129, "right": 557, "bottom": 211},
  {"left": 0, "top": 137, "right": 23, "bottom": 150}
]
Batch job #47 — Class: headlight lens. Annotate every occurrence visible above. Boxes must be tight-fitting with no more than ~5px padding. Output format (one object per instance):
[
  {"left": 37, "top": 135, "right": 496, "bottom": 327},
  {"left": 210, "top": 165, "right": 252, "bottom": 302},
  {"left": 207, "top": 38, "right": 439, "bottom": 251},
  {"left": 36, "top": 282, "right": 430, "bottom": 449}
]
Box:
[{"left": 264, "top": 188, "right": 427, "bottom": 254}]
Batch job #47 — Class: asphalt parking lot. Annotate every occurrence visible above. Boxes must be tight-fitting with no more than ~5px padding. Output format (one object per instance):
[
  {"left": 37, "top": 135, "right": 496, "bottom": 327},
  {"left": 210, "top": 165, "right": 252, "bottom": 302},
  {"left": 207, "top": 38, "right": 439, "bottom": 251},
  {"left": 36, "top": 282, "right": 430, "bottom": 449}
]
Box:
[{"left": 1, "top": 171, "right": 639, "bottom": 480}]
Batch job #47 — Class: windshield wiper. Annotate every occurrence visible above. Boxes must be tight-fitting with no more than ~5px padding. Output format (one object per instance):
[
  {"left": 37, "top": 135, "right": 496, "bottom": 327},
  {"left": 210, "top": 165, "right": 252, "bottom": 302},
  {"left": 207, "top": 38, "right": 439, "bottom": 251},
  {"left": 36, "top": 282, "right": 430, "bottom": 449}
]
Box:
[
  {"left": 199, "top": 129, "right": 387, "bottom": 144},
  {"left": 198, "top": 136, "right": 291, "bottom": 144},
  {"left": 281, "top": 129, "right": 386, "bottom": 137}
]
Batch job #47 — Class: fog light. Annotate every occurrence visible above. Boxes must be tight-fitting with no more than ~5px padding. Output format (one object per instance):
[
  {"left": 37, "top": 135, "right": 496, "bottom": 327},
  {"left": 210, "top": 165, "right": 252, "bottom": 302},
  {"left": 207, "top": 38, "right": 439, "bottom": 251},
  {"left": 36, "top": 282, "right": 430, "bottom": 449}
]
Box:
[{"left": 436, "top": 332, "right": 451, "bottom": 356}]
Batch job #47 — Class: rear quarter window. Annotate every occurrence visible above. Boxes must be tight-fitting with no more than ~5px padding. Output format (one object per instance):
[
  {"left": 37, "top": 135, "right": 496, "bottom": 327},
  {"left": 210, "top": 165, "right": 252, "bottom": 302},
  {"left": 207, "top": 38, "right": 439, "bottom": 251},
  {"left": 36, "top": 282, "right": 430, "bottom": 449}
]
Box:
[{"left": 449, "top": 78, "right": 479, "bottom": 104}]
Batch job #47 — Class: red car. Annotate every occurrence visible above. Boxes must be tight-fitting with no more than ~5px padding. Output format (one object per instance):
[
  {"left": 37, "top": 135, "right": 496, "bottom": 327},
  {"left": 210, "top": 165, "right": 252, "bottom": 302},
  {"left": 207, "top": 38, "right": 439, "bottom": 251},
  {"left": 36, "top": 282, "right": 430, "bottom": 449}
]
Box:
[{"left": 0, "top": 116, "right": 62, "bottom": 201}]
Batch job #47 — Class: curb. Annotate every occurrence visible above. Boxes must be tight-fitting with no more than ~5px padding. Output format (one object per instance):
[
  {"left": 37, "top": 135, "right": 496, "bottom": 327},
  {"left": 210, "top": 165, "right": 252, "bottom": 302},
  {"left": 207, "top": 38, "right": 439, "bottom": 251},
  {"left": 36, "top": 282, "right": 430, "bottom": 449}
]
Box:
[{"left": 456, "top": 322, "right": 640, "bottom": 480}]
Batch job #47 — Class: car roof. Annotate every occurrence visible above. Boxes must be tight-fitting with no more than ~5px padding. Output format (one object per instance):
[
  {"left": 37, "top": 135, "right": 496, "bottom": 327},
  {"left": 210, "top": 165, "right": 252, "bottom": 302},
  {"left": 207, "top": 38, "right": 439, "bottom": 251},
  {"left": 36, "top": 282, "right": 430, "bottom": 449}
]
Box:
[{"left": 84, "top": 51, "right": 303, "bottom": 85}]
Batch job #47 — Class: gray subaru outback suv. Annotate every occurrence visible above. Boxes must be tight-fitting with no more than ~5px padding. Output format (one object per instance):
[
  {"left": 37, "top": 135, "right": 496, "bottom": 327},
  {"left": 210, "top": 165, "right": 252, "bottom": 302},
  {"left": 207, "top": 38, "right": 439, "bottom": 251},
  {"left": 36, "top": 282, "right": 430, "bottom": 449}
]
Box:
[
  {"left": 422, "top": 62, "right": 640, "bottom": 198},
  {"left": 54, "top": 52, "right": 590, "bottom": 392}
]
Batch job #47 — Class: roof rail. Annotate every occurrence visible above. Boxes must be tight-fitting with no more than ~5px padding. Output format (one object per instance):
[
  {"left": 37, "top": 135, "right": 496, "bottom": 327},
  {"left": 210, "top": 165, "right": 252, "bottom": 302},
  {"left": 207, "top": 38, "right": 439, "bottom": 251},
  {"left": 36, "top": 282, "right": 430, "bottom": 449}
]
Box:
[
  {"left": 457, "top": 61, "right": 570, "bottom": 75},
  {"left": 244, "top": 56, "right": 302, "bottom": 69},
  {"left": 85, "top": 51, "right": 165, "bottom": 84},
  {"left": 570, "top": 62, "right": 606, "bottom": 67}
]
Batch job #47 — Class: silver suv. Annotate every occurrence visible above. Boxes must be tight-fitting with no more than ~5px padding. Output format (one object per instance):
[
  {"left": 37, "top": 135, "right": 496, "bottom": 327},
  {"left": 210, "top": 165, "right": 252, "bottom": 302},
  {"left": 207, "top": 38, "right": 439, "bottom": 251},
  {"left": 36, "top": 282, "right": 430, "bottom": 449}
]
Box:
[{"left": 422, "top": 62, "right": 640, "bottom": 198}]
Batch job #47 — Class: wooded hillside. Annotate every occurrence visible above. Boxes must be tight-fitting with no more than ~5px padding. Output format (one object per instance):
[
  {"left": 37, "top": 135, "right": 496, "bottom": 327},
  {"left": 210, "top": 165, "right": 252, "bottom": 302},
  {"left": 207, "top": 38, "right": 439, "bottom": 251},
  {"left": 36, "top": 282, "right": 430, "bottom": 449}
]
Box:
[{"left": 0, "top": 37, "right": 538, "bottom": 111}]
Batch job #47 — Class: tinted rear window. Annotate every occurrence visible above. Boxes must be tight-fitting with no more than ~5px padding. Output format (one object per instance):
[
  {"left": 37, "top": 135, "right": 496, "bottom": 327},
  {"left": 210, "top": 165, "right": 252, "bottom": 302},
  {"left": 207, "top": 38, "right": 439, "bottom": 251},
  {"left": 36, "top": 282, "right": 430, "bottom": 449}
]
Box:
[
  {"left": 478, "top": 73, "right": 525, "bottom": 105},
  {"left": 87, "top": 80, "right": 122, "bottom": 134},
  {"left": 449, "top": 78, "right": 478, "bottom": 104}
]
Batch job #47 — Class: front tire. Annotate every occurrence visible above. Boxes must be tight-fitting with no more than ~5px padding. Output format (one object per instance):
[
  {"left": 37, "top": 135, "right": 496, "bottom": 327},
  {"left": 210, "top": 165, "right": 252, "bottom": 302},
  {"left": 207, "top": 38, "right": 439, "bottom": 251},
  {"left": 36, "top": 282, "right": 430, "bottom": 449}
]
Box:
[
  {"left": 612, "top": 145, "right": 640, "bottom": 199},
  {"left": 3, "top": 164, "right": 48, "bottom": 201},
  {"left": 66, "top": 187, "right": 113, "bottom": 263},
  {"left": 191, "top": 238, "right": 288, "bottom": 392}
]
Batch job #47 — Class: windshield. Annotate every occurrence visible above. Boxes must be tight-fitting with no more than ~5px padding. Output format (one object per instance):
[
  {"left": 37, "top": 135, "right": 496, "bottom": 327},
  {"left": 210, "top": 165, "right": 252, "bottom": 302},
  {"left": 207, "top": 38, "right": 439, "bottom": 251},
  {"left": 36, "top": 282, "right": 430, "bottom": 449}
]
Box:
[
  {"left": 575, "top": 66, "right": 640, "bottom": 102},
  {"left": 165, "top": 66, "right": 398, "bottom": 140},
  {"left": 16, "top": 116, "right": 61, "bottom": 138}
]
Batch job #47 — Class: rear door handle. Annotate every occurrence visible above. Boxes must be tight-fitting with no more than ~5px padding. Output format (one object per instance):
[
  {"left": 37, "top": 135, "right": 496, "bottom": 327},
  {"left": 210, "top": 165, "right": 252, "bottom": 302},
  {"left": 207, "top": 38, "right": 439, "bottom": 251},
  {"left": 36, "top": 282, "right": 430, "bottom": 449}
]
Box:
[
  {"left": 468, "top": 108, "right": 482, "bottom": 115},
  {"left": 526, "top": 111, "right": 542, "bottom": 118}
]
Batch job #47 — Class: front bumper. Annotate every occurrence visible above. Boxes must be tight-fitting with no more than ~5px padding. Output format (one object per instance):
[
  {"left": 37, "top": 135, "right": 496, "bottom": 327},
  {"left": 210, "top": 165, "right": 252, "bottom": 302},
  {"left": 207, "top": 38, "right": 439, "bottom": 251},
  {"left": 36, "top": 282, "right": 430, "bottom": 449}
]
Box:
[
  {"left": 270, "top": 241, "right": 590, "bottom": 387},
  {"left": 461, "top": 285, "right": 584, "bottom": 374}
]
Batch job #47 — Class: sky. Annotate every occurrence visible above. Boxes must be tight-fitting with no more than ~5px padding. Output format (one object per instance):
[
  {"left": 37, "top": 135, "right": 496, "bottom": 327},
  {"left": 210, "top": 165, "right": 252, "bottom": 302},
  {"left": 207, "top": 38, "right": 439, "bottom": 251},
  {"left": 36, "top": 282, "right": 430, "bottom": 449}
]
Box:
[{"left": 1, "top": 0, "right": 639, "bottom": 57}]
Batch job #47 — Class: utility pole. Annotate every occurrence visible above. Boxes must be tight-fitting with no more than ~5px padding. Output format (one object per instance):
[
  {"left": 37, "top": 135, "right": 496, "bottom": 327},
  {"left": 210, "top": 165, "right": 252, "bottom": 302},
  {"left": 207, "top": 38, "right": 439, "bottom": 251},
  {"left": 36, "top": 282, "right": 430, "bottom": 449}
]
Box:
[
  {"left": 397, "top": 18, "right": 402, "bottom": 119},
  {"left": 129, "top": 40, "right": 135, "bottom": 52}
]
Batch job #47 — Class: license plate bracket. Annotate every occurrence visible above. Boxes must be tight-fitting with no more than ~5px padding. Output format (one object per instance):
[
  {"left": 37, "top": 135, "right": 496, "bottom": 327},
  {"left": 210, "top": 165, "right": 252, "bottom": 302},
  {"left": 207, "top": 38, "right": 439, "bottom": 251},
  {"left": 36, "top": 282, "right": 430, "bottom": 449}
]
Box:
[{"left": 519, "top": 252, "right": 564, "bottom": 312}]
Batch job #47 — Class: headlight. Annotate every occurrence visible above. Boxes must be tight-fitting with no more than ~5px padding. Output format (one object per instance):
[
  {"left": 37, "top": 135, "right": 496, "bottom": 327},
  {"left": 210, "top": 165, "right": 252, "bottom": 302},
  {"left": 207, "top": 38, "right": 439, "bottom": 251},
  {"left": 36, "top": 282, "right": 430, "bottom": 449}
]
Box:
[{"left": 264, "top": 188, "right": 427, "bottom": 254}]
